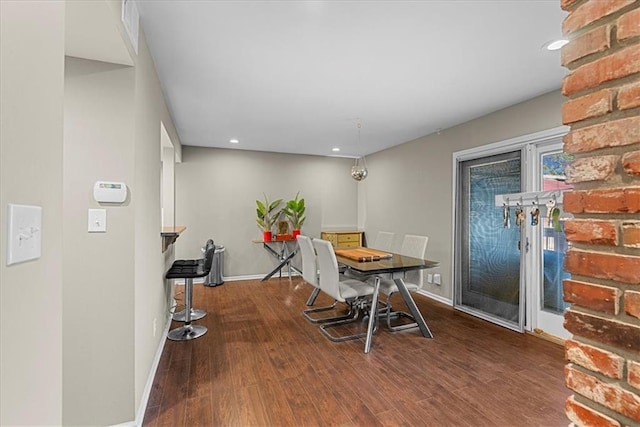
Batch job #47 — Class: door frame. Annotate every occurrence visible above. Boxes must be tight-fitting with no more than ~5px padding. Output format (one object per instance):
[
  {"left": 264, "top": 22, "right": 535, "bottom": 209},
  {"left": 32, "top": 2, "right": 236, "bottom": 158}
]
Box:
[
  {"left": 529, "top": 141, "right": 573, "bottom": 339},
  {"left": 451, "top": 126, "right": 568, "bottom": 333}
]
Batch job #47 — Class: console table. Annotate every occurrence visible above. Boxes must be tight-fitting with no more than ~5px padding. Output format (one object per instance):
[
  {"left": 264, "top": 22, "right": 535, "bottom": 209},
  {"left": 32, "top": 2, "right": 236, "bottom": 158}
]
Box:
[
  {"left": 253, "top": 237, "right": 301, "bottom": 281},
  {"left": 320, "top": 230, "right": 363, "bottom": 249}
]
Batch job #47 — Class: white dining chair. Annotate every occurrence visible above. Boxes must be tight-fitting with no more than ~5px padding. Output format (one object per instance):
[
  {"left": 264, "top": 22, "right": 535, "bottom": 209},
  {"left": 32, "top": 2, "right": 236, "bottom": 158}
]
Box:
[
  {"left": 299, "top": 235, "right": 343, "bottom": 323},
  {"left": 372, "top": 231, "right": 394, "bottom": 252},
  {"left": 312, "top": 238, "right": 377, "bottom": 341},
  {"left": 376, "top": 234, "right": 429, "bottom": 331}
]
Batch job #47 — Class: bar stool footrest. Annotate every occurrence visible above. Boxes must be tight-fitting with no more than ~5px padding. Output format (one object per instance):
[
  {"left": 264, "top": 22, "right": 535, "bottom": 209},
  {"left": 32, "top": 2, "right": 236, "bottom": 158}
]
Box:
[
  {"left": 173, "top": 308, "right": 207, "bottom": 322},
  {"left": 167, "top": 324, "right": 207, "bottom": 341}
]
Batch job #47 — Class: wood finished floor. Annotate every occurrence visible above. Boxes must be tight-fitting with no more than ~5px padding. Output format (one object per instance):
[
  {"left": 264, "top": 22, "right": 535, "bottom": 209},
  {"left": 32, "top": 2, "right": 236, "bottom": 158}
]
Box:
[{"left": 143, "top": 278, "right": 568, "bottom": 427}]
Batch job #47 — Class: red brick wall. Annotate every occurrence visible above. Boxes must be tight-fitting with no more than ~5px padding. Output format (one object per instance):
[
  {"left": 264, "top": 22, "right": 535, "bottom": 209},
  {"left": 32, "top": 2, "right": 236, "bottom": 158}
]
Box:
[{"left": 561, "top": 0, "right": 640, "bottom": 425}]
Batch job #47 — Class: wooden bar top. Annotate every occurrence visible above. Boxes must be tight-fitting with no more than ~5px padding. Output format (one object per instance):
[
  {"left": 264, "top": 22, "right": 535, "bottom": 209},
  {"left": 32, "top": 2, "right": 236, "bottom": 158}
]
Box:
[
  {"left": 161, "top": 226, "right": 186, "bottom": 252},
  {"left": 161, "top": 225, "right": 186, "bottom": 236}
]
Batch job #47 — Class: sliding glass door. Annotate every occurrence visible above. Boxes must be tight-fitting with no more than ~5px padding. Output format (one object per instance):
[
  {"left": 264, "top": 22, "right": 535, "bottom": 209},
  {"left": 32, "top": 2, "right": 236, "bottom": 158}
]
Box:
[
  {"left": 453, "top": 129, "right": 571, "bottom": 336},
  {"left": 455, "top": 150, "right": 525, "bottom": 331}
]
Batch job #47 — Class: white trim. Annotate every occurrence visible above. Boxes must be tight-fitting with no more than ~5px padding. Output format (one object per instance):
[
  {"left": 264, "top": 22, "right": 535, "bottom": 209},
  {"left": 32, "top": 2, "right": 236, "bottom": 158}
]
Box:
[
  {"left": 135, "top": 316, "right": 172, "bottom": 427},
  {"left": 417, "top": 289, "right": 453, "bottom": 306},
  {"left": 110, "top": 420, "right": 136, "bottom": 426},
  {"left": 173, "top": 273, "right": 302, "bottom": 286},
  {"left": 452, "top": 126, "right": 568, "bottom": 160},
  {"left": 456, "top": 304, "right": 524, "bottom": 333},
  {"left": 224, "top": 273, "right": 303, "bottom": 282},
  {"left": 111, "top": 315, "right": 171, "bottom": 427},
  {"left": 224, "top": 274, "right": 266, "bottom": 281}
]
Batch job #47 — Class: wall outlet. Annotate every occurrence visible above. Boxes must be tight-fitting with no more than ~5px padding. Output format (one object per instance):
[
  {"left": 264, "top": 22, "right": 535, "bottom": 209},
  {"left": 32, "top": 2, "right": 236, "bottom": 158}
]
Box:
[
  {"left": 427, "top": 273, "right": 433, "bottom": 283},
  {"left": 433, "top": 273, "right": 442, "bottom": 285}
]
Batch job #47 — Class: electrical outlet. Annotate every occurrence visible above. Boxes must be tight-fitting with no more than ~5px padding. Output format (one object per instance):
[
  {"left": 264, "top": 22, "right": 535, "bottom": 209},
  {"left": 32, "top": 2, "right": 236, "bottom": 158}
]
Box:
[
  {"left": 433, "top": 273, "right": 442, "bottom": 285},
  {"left": 427, "top": 273, "right": 433, "bottom": 283},
  {"left": 153, "top": 318, "right": 157, "bottom": 337}
]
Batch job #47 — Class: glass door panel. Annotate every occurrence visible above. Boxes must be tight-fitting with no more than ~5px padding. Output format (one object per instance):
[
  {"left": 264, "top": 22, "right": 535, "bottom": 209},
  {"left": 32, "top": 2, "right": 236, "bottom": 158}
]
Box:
[
  {"left": 535, "top": 150, "right": 573, "bottom": 338},
  {"left": 456, "top": 150, "right": 524, "bottom": 331}
]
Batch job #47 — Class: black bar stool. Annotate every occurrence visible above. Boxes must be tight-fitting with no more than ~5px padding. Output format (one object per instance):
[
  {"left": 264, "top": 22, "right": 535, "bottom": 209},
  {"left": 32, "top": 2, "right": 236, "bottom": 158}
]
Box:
[
  {"left": 171, "top": 239, "right": 213, "bottom": 322},
  {"left": 166, "top": 241, "right": 214, "bottom": 341}
]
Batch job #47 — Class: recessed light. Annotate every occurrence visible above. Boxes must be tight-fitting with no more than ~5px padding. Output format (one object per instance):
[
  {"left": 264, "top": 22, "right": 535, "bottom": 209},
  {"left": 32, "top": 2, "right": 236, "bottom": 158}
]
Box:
[
  {"left": 229, "top": 139, "right": 239, "bottom": 144},
  {"left": 545, "top": 39, "right": 569, "bottom": 51},
  {"left": 332, "top": 147, "right": 340, "bottom": 152}
]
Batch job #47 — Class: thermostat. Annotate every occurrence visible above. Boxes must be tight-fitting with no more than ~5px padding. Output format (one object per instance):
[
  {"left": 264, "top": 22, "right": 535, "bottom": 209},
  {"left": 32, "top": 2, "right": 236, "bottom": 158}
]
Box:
[{"left": 93, "top": 181, "right": 127, "bottom": 203}]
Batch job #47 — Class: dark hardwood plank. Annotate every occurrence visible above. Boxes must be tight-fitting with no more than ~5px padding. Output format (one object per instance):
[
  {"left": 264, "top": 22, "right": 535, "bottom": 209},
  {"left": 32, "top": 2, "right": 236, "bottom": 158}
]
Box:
[{"left": 143, "top": 278, "right": 568, "bottom": 426}]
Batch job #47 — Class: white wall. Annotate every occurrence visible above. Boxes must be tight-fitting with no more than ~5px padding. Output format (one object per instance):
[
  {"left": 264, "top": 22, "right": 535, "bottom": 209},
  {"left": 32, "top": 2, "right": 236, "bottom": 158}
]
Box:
[
  {"left": 63, "top": 56, "right": 137, "bottom": 425},
  {"left": 62, "top": 24, "right": 181, "bottom": 424},
  {"left": 2, "top": 2, "right": 182, "bottom": 425},
  {"left": 162, "top": 147, "right": 176, "bottom": 227},
  {"left": 0, "top": 1, "right": 65, "bottom": 424},
  {"left": 132, "top": 28, "right": 181, "bottom": 420},
  {"left": 175, "top": 148, "right": 359, "bottom": 277},
  {"left": 361, "top": 90, "right": 565, "bottom": 302}
]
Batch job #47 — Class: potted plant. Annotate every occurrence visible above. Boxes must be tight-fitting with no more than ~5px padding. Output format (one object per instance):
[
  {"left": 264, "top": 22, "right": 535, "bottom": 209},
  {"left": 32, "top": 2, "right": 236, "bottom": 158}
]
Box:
[
  {"left": 283, "top": 192, "right": 306, "bottom": 238},
  {"left": 256, "top": 194, "right": 282, "bottom": 241}
]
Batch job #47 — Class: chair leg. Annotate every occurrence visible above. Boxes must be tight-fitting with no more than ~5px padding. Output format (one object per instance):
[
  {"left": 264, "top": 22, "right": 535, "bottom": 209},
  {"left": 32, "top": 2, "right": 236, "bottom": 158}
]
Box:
[
  {"left": 319, "top": 300, "right": 378, "bottom": 342},
  {"left": 306, "top": 287, "right": 321, "bottom": 306},
  {"left": 168, "top": 278, "right": 207, "bottom": 341},
  {"left": 383, "top": 292, "right": 419, "bottom": 332},
  {"left": 303, "top": 300, "right": 357, "bottom": 324}
]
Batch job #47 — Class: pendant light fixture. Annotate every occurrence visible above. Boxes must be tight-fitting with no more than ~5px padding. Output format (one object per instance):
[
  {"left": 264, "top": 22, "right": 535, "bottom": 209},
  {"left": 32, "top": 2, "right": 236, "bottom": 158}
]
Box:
[{"left": 351, "top": 120, "right": 368, "bottom": 181}]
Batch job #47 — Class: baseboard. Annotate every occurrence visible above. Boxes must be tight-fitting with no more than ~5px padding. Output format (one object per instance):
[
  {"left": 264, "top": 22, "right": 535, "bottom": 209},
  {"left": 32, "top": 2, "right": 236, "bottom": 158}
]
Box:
[
  {"left": 129, "top": 315, "right": 171, "bottom": 427},
  {"left": 223, "top": 274, "right": 267, "bottom": 281},
  {"left": 417, "top": 289, "right": 453, "bottom": 306},
  {"left": 173, "top": 272, "right": 303, "bottom": 285}
]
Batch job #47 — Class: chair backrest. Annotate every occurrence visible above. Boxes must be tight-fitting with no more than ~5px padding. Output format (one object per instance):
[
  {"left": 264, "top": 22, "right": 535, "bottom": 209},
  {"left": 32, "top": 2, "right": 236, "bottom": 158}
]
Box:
[
  {"left": 373, "top": 231, "right": 394, "bottom": 252},
  {"left": 297, "top": 235, "right": 318, "bottom": 288},
  {"left": 400, "top": 234, "right": 429, "bottom": 287},
  {"left": 312, "top": 238, "right": 343, "bottom": 302},
  {"left": 400, "top": 234, "right": 429, "bottom": 259},
  {"left": 202, "top": 244, "right": 215, "bottom": 273}
]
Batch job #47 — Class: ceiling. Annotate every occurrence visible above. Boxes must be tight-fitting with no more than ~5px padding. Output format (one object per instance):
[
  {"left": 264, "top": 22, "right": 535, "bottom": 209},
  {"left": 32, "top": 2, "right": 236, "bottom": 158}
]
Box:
[{"left": 136, "top": 1, "right": 567, "bottom": 158}]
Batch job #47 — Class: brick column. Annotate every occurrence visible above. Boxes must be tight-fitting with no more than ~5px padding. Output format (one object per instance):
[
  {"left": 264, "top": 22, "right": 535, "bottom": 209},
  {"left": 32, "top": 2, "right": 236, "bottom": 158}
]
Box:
[{"left": 560, "top": 0, "right": 640, "bottom": 425}]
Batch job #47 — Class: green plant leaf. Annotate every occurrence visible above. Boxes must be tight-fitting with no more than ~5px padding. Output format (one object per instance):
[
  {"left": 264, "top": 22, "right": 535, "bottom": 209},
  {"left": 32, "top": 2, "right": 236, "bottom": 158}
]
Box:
[{"left": 551, "top": 207, "right": 562, "bottom": 232}]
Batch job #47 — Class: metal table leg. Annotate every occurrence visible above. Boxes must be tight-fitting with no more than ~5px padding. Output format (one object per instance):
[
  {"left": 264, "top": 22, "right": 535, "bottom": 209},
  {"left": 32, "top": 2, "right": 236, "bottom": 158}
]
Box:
[
  {"left": 261, "top": 247, "right": 298, "bottom": 281},
  {"left": 364, "top": 276, "right": 380, "bottom": 353},
  {"left": 393, "top": 277, "right": 433, "bottom": 339}
]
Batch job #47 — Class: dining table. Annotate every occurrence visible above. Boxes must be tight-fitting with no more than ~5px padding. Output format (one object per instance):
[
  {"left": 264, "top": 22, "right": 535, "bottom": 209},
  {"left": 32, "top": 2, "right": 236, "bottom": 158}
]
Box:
[{"left": 335, "top": 247, "right": 440, "bottom": 353}]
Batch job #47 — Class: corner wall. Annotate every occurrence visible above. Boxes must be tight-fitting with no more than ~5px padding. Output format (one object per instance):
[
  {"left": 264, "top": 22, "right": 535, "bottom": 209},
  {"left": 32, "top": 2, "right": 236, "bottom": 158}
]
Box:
[
  {"left": 62, "top": 23, "right": 181, "bottom": 424},
  {"left": 0, "top": 2, "right": 65, "bottom": 424},
  {"left": 63, "top": 56, "right": 136, "bottom": 425}
]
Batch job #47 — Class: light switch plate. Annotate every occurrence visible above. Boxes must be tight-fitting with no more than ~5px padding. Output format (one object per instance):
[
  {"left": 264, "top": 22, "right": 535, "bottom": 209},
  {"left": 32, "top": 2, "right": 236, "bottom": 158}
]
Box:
[
  {"left": 7, "top": 204, "right": 42, "bottom": 265},
  {"left": 88, "top": 209, "right": 107, "bottom": 233}
]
